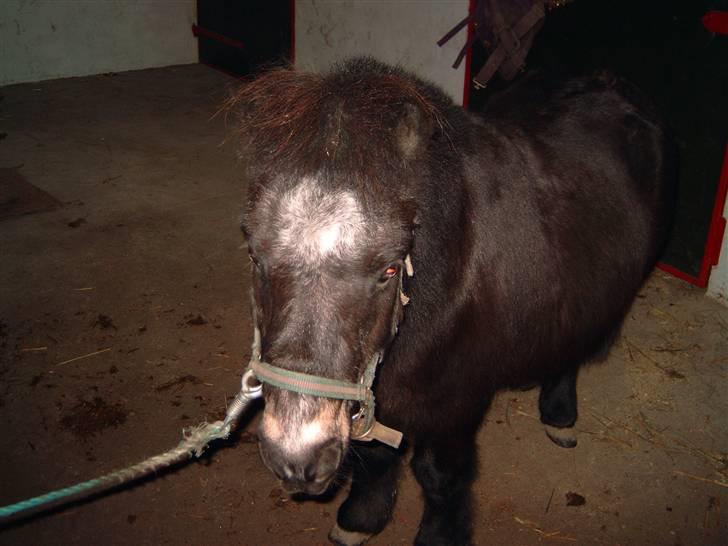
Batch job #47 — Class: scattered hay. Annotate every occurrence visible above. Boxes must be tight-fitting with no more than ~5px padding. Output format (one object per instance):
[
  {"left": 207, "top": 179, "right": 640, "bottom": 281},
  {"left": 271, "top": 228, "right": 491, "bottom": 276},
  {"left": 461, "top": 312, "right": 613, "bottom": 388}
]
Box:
[
  {"left": 586, "top": 408, "right": 728, "bottom": 484},
  {"left": 673, "top": 470, "right": 728, "bottom": 489},
  {"left": 622, "top": 337, "right": 686, "bottom": 380},
  {"left": 56, "top": 347, "right": 111, "bottom": 366},
  {"left": 513, "top": 516, "right": 577, "bottom": 542}
]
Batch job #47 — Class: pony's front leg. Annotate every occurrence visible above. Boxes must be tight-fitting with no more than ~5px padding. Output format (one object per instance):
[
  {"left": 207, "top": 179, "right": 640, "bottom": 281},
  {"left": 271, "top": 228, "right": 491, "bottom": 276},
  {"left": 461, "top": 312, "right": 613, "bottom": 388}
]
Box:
[
  {"left": 411, "top": 435, "right": 478, "bottom": 546},
  {"left": 330, "top": 442, "right": 403, "bottom": 546}
]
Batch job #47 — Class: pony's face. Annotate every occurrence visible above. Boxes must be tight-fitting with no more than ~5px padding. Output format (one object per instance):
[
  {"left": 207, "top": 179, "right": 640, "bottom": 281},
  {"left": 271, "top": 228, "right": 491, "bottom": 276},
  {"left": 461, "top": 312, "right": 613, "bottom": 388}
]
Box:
[{"left": 243, "top": 174, "right": 412, "bottom": 494}]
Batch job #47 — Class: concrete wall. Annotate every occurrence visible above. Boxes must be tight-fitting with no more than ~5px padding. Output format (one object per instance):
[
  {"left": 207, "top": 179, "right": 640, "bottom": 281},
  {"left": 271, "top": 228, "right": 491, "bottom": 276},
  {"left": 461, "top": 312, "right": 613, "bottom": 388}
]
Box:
[
  {"left": 0, "top": 0, "right": 197, "bottom": 86},
  {"left": 295, "top": 0, "right": 470, "bottom": 104}
]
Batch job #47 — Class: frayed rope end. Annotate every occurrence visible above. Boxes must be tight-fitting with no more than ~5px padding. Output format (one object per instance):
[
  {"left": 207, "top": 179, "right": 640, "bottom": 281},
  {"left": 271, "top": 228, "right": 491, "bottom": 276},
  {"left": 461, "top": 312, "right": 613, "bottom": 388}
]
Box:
[{"left": 181, "top": 420, "right": 231, "bottom": 458}]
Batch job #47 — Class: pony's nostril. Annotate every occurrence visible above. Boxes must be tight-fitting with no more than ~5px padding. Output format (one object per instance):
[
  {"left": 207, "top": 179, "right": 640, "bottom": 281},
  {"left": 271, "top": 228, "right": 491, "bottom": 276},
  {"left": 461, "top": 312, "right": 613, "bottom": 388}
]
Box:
[
  {"left": 303, "top": 462, "right": 317, "bottom": 482},
  {"left": 299, "top": 440, "right": 342, "bottom": 483},
  {"left": 315, "top": 440, "right": 342, "bottom": 481}
]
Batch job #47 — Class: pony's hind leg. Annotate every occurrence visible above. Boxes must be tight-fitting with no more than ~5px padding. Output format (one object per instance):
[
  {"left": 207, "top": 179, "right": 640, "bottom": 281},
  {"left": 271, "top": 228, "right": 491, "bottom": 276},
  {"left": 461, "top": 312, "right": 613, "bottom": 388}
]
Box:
[
  {"left": 330, "top": 442, "right": 402, "bottom": 546},
  {"left": 539, "top": 366, "right": 579, "bottom": 448},
  {"left": 539, "top": 328, "right": 619, "bottom": 448}
]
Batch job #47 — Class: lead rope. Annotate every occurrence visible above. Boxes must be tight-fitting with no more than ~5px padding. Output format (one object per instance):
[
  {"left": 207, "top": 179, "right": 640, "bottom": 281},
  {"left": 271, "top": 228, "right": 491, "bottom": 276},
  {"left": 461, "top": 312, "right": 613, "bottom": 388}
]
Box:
[{"left": 0, "top": 370, "right": 262, "bottom": 522}]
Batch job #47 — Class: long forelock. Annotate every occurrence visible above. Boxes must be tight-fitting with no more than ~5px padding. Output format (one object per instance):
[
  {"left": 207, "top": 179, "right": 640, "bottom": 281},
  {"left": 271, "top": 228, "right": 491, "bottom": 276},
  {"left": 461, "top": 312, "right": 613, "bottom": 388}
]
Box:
[{"left": 227, "top": 57, "right": 446, "bottom": 177}]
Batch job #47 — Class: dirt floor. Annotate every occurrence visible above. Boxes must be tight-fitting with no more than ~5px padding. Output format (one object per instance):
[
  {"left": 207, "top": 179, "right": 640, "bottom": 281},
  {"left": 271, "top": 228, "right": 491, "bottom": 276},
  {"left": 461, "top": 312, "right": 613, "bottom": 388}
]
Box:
[{"left": 0, "top": 64, "right": 726, "bottom": 546}]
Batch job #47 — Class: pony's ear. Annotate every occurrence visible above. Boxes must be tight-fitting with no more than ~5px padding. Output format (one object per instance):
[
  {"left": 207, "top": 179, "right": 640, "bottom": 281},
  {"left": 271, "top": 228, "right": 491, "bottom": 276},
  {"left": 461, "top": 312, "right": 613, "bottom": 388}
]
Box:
[{"left": 395, "top": 102, "right": 433, "bottom": 160}]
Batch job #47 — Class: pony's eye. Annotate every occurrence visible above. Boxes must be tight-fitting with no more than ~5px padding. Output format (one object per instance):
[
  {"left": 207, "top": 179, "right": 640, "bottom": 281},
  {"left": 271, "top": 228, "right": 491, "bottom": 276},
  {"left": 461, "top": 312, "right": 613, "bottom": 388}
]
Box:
[
  {"left": 380, "top": 265, "right": 399, "bottom": 283},
  {"left": 249, "top": 254, "right": 261, "bottom": 269}
]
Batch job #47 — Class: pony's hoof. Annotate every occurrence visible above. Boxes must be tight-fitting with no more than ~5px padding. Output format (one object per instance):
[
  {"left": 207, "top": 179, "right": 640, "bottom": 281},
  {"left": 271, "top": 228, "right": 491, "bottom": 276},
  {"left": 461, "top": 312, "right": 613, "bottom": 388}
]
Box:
[
  {"left": 544, "top": 424, "right": 577, "bottom": 448},
  {"left": 329, "top": 523, "right": 373, "bottom": 546}
]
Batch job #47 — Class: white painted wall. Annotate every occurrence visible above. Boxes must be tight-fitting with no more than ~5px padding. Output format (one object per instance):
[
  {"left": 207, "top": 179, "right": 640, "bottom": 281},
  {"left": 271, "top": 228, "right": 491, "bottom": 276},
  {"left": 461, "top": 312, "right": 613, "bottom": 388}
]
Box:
[
  {"left": 295, "top": 0, "right": 470, "bottom": 104},
  {"left": 0, "top": 0, "right": 197, "bottom": 86},
  {"left": 707, "top": 198, "right": 728, "bottom": 306}
]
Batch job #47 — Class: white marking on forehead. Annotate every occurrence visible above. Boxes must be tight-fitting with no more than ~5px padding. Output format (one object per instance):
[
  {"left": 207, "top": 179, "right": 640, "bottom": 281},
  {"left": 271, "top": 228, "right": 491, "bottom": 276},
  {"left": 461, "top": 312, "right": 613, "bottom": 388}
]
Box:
[{"left": 275, "top": 176, "right": 365, "bottom": 263}]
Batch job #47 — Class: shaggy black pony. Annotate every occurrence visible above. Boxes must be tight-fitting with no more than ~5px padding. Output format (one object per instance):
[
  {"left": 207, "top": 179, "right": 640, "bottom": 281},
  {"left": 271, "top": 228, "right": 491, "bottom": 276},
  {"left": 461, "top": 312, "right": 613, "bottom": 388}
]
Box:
[{"left": 230, "top": 58, "right": 676, "bottom": 545}]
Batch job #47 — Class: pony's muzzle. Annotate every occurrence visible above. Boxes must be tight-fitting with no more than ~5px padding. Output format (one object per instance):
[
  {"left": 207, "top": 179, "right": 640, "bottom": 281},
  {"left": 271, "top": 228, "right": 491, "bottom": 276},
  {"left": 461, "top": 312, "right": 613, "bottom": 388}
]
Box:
[{"left": 258, "top": 435, "right": 343, "bottom": 496}]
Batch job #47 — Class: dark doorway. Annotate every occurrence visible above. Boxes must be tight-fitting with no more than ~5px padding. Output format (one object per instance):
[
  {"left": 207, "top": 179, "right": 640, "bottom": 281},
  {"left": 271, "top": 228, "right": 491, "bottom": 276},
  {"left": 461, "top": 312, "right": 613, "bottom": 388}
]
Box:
[{"left": 195, "top": 1, "right": 293, "bottom": 77}]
